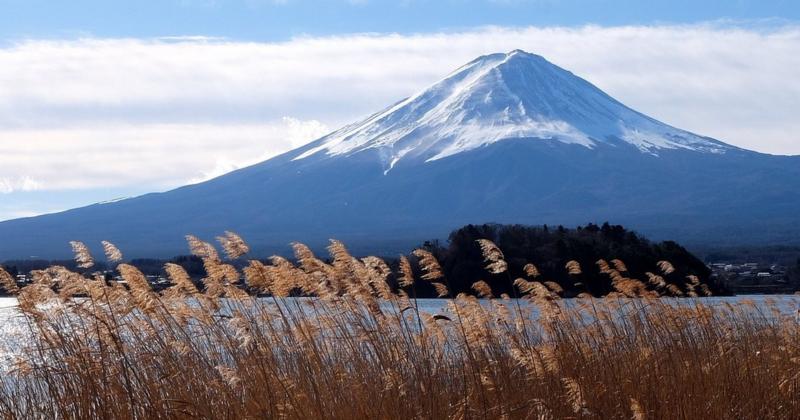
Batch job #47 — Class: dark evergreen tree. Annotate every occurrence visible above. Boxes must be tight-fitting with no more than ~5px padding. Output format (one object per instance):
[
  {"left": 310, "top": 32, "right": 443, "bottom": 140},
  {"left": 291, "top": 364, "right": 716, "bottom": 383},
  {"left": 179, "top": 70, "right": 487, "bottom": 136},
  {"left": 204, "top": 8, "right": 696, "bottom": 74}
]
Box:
[{"left": 414, "top": 223, "right": 719, "bottom": 298}]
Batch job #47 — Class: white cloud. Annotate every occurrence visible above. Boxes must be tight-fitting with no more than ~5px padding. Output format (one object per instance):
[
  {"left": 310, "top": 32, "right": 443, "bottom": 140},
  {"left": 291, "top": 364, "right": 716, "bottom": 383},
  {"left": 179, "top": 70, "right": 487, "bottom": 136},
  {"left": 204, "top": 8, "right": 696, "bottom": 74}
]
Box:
[
  {"left": 0, "top": 177, "right": 43, "bottom": 194},
  {"left": 281, "top": 117, "right": 331, "bottom": 148},
  {"left": 0, "top": 23, "right": 798, "bottom": 214},
  {"left": 0, "top": 121, "right": 328, "bottom": 191}
]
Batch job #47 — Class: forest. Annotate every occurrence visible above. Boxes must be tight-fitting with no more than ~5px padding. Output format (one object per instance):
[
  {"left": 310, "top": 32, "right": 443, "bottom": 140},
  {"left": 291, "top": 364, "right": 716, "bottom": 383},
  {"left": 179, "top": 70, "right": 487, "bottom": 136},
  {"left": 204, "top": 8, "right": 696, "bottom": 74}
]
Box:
[{"left": 413, "top": 223, "right": 722, "bottom": 297}]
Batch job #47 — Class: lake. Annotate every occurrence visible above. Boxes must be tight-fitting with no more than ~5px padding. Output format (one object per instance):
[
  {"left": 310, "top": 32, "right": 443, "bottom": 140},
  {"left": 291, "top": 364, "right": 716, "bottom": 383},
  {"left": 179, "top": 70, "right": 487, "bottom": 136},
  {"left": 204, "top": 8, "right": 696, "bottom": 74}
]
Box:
[{"left": 2, "top": 295, "right": 799, "bottom": 372}]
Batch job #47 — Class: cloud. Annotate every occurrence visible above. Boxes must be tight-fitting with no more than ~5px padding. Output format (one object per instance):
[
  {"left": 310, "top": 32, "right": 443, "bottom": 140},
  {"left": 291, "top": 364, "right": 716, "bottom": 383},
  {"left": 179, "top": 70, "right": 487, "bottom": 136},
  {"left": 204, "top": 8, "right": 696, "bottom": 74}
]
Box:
[
  {"left": 0, "top": 121, "right": 329, "bottom": 191},
  {"left": 281, "top": 117, "right": 331, "bottom": 148},
  {"left": 0, "top": 177, "right": 43, "bottom": 194},
  {"left": 0, "top": 23, "right": 798, "bottom": 217}
]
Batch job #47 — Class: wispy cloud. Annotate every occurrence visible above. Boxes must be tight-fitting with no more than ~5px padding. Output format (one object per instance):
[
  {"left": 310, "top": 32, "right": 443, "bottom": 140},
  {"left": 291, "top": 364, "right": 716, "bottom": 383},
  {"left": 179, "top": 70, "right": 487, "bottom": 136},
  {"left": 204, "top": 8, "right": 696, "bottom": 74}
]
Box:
[
  {"left": 0, "top": 121, "right": 329, "bottom": 191},
  {"left": 0, "top": 23, "right": 798, "bottom": 219},
  {"left": 0, "top": 177, "right": 43, "bottom": 194}
]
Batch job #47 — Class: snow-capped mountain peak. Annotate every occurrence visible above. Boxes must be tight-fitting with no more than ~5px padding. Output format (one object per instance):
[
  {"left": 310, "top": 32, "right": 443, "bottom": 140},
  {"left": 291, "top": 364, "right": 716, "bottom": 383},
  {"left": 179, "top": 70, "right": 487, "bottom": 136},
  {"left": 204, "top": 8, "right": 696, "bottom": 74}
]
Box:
[{"left": 294, "top": 50, "right": 731, "bottom": 170}]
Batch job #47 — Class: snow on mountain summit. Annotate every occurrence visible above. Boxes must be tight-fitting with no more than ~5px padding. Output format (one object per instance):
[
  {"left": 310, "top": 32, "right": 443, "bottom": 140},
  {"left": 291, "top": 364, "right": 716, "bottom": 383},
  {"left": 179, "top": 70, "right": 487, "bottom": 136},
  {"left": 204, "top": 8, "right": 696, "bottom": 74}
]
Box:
[{"left": 295, "top": 50, "right": 731, "bottom": 169}]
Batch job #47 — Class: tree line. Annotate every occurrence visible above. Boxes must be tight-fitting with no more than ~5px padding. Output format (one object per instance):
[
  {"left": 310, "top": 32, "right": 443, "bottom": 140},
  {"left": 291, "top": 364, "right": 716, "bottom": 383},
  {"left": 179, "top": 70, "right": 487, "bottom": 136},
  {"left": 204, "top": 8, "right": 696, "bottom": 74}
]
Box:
[
  {"left": 406, "top": 223, "right": 722, "bottom": 297},
  {"left": 2, "top": 222, "right": 747, "bottom": 297}
]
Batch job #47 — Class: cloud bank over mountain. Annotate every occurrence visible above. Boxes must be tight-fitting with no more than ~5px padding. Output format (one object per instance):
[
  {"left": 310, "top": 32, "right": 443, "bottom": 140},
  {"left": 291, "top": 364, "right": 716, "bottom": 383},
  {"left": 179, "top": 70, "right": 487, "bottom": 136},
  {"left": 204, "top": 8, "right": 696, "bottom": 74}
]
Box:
[{"left": 1, "top": 23, "right": 798, "bottom": 220}]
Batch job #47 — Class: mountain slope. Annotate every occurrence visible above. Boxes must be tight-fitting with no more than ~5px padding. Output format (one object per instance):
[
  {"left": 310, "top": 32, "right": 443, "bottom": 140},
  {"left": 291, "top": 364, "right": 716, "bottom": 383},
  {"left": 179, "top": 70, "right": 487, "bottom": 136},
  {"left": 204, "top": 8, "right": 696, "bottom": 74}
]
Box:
[
  {"left": 296, "top": 50, "right": 731, "bottom": 165},
  {"left": 1, "top": 51, "right": 798, "bottom": 259}
]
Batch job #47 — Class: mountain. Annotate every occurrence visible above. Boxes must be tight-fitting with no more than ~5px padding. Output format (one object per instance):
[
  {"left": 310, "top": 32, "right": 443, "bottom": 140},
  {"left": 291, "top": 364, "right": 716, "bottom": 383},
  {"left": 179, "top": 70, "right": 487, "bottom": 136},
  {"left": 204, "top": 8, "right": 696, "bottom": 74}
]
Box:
[
  {"left": 298, "top": 50, "right": 731, "bottom": 165},
  {"left": 1, "top": 50, "right": 799, "bottom": 259}
]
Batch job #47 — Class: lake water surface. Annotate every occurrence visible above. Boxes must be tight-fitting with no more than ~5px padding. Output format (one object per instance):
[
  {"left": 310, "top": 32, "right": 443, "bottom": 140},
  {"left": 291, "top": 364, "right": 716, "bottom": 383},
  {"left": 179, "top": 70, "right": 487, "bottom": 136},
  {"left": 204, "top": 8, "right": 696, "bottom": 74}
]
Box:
[{"left": 2, "top": 295, "right": 799, "bottom": 371}]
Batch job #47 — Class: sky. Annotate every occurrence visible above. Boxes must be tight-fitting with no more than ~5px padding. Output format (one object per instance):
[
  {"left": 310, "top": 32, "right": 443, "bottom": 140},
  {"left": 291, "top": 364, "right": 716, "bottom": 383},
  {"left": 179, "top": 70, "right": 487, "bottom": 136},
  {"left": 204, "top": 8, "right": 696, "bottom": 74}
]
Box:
[{"left": 0, "top": 1, "right": 799, "bottom": 221}]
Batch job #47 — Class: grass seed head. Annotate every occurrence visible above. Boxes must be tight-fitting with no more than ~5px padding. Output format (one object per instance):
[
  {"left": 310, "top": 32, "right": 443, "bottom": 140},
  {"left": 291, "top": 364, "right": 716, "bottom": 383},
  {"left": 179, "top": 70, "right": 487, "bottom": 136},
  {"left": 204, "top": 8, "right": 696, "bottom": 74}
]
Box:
[{"left": 69, "top": 241, "right": 95, "bottom": 269}]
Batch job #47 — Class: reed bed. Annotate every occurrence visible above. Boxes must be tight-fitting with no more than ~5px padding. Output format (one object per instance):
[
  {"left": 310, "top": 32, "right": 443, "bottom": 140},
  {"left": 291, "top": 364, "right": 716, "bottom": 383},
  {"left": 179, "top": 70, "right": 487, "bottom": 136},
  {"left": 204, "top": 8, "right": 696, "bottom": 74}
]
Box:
[{"left": 0, "top": 234, "right": 798, "bottom": 419}]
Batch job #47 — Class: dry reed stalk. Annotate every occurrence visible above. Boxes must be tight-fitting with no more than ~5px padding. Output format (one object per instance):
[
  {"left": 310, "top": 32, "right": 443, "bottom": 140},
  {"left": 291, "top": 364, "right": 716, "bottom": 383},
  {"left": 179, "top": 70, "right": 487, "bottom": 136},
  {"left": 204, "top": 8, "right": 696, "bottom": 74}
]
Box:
[
  {"left": 1, "top": 235, "right": 797, "bottom": 420},
  {"left": 397, "top": 256, "right": 415, "bottom": 288},
  {"left": 476, "top": 239, "right": 508, "bottom": 274},
  {"left": 611, "top": 258, "right": 628, "bottom": 273},
  {"left": 0, "top": 266, "right": 19, "bottom": 294},
  {"left": 217, "top": 231, "right": 250, "bottom": 259},
  {"left": 101, "top": 241, "right": 123, "bottom": 263},
  {"left": 523, "top": 263, "right": 540, "bottom": 278},
  {"left": 69, "top": 241, "right": 94, "bottom": 269},
  {"left": 565, "top": 260, "right": 582, "bottom": 275},
  {"left": 657, "top": 260, "right": 675, "bottom": 275}
]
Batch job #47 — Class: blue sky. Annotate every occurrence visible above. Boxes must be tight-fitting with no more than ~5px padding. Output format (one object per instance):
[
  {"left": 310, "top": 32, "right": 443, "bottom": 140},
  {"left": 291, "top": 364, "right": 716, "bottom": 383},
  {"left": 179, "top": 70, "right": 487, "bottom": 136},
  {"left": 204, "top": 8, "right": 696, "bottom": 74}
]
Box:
[
  {"left": 1, "top": 0, "right": 798, "bottom": 40},
  {"left": 0, "top": 1, "right": 799, "bottom": 222}
]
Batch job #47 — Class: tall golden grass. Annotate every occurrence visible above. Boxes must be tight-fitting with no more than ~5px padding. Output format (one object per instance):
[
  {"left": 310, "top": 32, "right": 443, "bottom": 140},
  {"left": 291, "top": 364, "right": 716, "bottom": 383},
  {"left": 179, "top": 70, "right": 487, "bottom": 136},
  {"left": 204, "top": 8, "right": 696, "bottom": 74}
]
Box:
[{"left": 0, "top": 234, "right": 798, "bottom": 419}]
